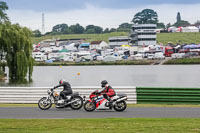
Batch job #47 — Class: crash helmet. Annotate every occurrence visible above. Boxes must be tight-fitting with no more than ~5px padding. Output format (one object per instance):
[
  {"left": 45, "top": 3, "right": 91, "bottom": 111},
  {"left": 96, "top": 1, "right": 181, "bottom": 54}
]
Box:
[
  {"left": 101, "top": 80, "right": 108, "bottom": 87},
  {"left": 59, "top": 79, "right": 65, "bottom": 84}
]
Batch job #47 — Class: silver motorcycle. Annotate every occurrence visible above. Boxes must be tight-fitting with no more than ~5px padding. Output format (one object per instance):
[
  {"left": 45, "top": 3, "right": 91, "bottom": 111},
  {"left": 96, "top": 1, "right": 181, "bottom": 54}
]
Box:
[{"left": 38, "top": 88, "right": 83, "bottom": 110}]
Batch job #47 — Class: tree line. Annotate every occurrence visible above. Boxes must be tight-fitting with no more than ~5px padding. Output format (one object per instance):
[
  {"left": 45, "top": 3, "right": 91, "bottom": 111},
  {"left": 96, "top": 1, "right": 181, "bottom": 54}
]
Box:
[
  {"left": 33, "top": 9, "right": 200, "bottom": 37},
  {"left": 33, "top": 23, "right": 132, "bottom": 37}
]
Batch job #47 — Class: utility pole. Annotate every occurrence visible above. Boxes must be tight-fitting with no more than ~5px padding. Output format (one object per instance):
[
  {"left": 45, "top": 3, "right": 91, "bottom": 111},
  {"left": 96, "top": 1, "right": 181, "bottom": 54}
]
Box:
[{"left": 42, "top": 13, "right": 45, "bottom": 35}]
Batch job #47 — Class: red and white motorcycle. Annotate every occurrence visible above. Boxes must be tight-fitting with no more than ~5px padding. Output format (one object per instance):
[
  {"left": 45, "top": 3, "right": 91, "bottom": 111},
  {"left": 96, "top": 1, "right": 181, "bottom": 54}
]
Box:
[{"left": 83, "top": 90, "right": 127, "bottom": 112}]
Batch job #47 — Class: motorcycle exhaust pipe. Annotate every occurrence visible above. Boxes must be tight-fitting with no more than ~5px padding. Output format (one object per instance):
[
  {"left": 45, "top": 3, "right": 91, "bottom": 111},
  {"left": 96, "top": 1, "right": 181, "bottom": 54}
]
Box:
[
  {"left": 67, "top": 99, "right": 79, "bottom": 104},
  {"left": 116, "top": 97, "right": 127, "bottom": 102}
]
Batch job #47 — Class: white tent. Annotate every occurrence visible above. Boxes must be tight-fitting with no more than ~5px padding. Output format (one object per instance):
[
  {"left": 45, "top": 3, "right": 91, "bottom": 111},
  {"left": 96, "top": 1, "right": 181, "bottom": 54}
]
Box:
[{"left": 181, "top": 26, "right": 199, "bottom": 32}]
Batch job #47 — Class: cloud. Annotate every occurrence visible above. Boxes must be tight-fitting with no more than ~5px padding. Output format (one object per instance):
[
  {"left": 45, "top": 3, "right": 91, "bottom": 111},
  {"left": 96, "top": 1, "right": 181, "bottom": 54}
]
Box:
[
  {"left": 5, "top": 0, "right": 200, "bottom": 12},
  {"left": 5, "top": 0, "right": 87, "bottom": 12},
  {"left": 7, "top": 3, "right": 200, "bottom": 32}
]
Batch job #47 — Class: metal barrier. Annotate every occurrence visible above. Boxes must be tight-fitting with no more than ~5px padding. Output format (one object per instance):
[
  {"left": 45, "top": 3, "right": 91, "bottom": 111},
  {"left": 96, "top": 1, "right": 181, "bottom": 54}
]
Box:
[
  {"left": 137, "top": 87, "right": 200, "bottom": 104},
  {"left": 0, "top": 86, "right": 136, "bottom": 104}
]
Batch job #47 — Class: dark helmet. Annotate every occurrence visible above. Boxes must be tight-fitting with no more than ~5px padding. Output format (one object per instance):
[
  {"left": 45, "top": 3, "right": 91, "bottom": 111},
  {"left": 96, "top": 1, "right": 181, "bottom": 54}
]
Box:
[
  {"left": 59, "top": 79, "right": 65, "bottom": 84},
  {"left": 101, "top": 80, "right": 108, "bottom": 87}
]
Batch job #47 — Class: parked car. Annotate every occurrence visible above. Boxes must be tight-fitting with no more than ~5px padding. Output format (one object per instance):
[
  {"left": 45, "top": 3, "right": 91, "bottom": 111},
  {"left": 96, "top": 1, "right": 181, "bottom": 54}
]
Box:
[
  {"left": 147, "top": 54, "right": 155, "bottom": 60},
  {"left": 96, "top": 56, "right": 104, "bottom": 61},
  {"left": 132, "top": 54, "right": 143, "bottom": 60},
  {"left": 154, "top": 52, "right": 165, "bottom": 59},
  {"left": 103, "top": 56, "right": 116, "bottom": 62},
  {"left": 50, "top": 57, "right": 62, "bottom": 62}
]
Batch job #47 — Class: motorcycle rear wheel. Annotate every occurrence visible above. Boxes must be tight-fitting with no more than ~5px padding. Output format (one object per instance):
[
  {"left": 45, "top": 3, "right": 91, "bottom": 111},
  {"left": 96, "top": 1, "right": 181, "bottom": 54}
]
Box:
[
  {"left": 113, "top": 100, "right": 127, "bottom": 112},
  {"left": 84, "top": 101, "right": 96, "bottom": 112},
  {"left": 38, "top": 97, "right": 52, "bottom": 110},
  {"left": 70, "top": 96, "right": 83, "bottom": 110}
]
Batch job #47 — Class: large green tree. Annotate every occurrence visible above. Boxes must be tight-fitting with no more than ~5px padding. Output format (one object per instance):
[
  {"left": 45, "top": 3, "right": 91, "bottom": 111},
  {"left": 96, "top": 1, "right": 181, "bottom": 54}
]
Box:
[
  {"left": 117, "top": 23, "right": 132, "bottom": 32},
  {"left": 69, "top": 23, "right": 84, "bottom": 34},
  {"left": 109, "top": 28, "right": 117, "bottom": 32},
  {"left": 0, "top": 1, "right": 34, "bottom": 82},
  {"left": 132, "top": 9, "right": 158, "bottom": 24},
  {"left": 103, "top": 28, "right": 110, "bottom": 33},
  {"left": 0, "top": 22, "right": 34, "bottom": 81},
  {"left": 33, "top": 29, "right": 42, "bottom": 37},
  {"left": 85, "top": 25, "right": 103, "bottom": 34},
  {"left": 52, "top": 23, "right": 69, "bottom": 34}
]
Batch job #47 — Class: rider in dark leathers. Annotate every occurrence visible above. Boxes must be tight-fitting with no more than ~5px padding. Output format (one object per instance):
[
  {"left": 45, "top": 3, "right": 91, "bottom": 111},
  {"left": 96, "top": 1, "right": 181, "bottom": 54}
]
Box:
[{"left": 53, "top": 79, "right": 73, "bottom": 101}]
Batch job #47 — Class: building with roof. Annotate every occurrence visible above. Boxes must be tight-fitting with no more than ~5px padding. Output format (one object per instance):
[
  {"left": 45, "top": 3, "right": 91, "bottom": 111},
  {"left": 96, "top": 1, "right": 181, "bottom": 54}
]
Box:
[
  {"left": 109, "top": 36, "right": 131, "bottom": 49},
  {"left": 89, "top": 41, "right": 109, "bottom": 50},
  {"left": 130, "top": 24, "right": 157, "bottom": 46}
]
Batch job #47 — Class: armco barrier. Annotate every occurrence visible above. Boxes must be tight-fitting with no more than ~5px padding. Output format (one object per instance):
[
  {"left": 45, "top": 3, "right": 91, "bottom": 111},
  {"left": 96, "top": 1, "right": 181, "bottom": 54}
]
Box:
[
  {"left": 136, "top": 87, "right": 200, "bottom": 104},
  {"left": 0, "top": 86, "right": 136, "bottom": 104}
]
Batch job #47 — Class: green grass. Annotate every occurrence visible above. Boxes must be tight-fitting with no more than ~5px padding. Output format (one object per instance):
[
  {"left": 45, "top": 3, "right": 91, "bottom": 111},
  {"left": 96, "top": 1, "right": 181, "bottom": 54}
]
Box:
[
  {"left": 164, "top": 58, "right": 200, "bottom": 64},
  {"left": 32, "top": 32, "right": 200, "bottom": 45},
  {"left": 1, "top": 103, "right": 200, "bottom": 107},
  {"left": 0, "top": 118, "right": 200, "bottom": 133},
  {"left": 157, "top": 32, "right": 200, "bottom": 44},
  {"left": 31, "top": 32, "right": 128, "bottom": 44},
  {"left": 0, "top": 104, "right": 38, "bottom": 107}
]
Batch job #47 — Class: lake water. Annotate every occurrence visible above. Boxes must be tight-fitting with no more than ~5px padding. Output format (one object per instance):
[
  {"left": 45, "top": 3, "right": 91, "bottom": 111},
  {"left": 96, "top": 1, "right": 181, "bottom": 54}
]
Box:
[{"left": 1, "top": 65, "right": 200, "bottom": 87}]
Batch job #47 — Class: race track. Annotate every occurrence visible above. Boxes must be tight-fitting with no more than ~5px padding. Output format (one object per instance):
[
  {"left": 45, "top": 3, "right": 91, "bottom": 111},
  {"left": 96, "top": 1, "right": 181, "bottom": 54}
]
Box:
[{"left": 0, "top": 107, "right": 200, "bottom": 119}]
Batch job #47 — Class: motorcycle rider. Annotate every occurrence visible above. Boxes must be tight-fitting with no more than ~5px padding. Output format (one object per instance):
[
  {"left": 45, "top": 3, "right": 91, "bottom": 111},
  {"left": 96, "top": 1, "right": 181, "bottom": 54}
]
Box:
[
  {"left": 53, "top": 79, "right": 73, "bottom": 102},
  {"left": 98, "top": 80, "right": 116, "bottom": 106}
]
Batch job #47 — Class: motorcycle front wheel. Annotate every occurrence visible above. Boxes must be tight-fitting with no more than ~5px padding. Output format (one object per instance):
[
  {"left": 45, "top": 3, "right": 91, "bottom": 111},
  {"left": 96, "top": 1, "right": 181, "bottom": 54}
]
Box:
[
  {"left": 70, "top": 96, "right": 83, "bottom": 110},
  {"left": 38, "top": 97, "right": 52, "bottom": 110},
  {"left": 113, "top": 100, "right": 127, "bottom": 112},
  {"left": 83, "top": 101, "right": 96, "bottom": 112}
]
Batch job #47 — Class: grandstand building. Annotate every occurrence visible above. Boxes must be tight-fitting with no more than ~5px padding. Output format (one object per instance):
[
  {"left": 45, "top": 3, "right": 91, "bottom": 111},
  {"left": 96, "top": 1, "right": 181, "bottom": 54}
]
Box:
[{"left": 130, "top": 24, "right": 157, "bottom": 46}]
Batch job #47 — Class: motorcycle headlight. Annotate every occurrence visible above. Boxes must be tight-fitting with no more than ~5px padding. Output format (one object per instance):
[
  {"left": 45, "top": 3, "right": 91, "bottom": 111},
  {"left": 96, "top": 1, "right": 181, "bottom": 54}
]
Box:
[{"left": 54, "top": 91, "right": 59, "bottom": 97}]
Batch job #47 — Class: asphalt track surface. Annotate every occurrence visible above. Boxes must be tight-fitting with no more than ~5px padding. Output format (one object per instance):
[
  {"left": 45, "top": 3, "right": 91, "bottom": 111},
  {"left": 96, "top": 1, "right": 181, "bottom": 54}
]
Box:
[{"left": 0, "top": 107, "right": 200, "bottom": 119}]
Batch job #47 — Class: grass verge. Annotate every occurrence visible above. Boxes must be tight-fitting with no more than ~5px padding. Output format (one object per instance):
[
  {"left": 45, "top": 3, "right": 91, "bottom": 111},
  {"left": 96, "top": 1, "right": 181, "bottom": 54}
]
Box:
[
  {"left": 164, "top": 58, "right": 200, "bottom": 64},
  {"left": 34, "top": 60, "right": 153, "bottom": 66},
  {"left": 1, "top": 103, "right": 200, "bottom": 107},
  {"left": 0, "top": 118, "right": 200, "bottom": 133}
]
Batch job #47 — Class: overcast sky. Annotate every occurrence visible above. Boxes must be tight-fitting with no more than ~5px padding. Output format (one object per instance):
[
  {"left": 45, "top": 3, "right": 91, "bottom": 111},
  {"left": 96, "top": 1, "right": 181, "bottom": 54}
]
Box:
[{"left": 4, "top": 0, "right": 200, "bottom": 32}]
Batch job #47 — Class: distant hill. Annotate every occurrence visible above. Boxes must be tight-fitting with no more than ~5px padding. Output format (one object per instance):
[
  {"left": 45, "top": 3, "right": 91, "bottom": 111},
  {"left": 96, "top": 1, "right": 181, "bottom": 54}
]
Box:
[
  {"left": 157, "top": 32, "right": 200, "bottom": 45},
  {"left": 31, "top": 32, "right": 127, "bottom": 44},
  {"left": 31, "top": 32, "right": 200, "bottom": 45}
]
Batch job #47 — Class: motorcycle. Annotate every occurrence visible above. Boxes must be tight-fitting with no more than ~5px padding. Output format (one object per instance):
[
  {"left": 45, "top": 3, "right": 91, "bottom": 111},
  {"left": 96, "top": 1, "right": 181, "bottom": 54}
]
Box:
[
  {"left": 38, "top": 88, "right": 83, "bottom": 110},
  {"left": 83, "top": 90, "right": 127, "bottom": 112}
]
